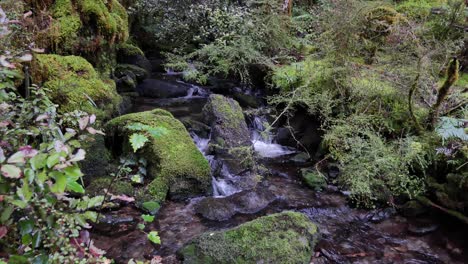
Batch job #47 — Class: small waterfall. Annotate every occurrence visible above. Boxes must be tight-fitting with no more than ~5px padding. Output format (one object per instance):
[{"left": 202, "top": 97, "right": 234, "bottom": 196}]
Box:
[
  {"left": 185, "top": 85, "right": 209, "bottom": 98},
  {"left": 191, "top": 132, "right": 240, "bottom": 197},
  {"left": 251, "top": 115, "right": 296, "bottom": 158}
]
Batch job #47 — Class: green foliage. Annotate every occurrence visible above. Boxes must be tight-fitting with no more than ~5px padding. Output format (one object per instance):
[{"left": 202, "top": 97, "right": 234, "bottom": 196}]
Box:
[
  {"left": 323, "top": 119, "right": 429, "bottom": 207},
  {"left": 0, "top": 66, "right": 107, "bottom": 261},
  {"left": 436, "top": 117, "right": 468, "bottom": 142},
  {"left": 163, "top": 0, "right": 296, "bottom": 84}
]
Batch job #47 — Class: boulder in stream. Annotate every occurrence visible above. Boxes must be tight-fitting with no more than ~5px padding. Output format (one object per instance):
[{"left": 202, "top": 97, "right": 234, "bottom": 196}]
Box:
[
  {"left": 203, "top": 94, "right": 253, "bottom": 174},
  {"left": 179, "top": 211, "right": 320, "bottom": 264},
  {"left": 195, "top": 188, "right": 277, "bottom": 221},
  {"left": 106, "top": 109, "right": 212, "bottom": 203},
  {"left": 137, "top": 79, "right": 192, "bottom": 98}
]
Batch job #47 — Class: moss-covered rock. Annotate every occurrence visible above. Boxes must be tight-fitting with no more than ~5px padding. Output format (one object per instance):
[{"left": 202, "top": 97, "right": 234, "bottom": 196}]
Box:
[
  {"left": 179, "top": 211, "right": 320, "bottom": 264},
  {"left": 106, "top": 109, "right": 211, "bottom": 202},
  {"left": 49, "top": 0, "right": 129, "bottom": 53},
  {"left": 203, "top": 94, "right": 253, "bottom": 174},
  {"left": 116, "top": 42, "right": 152, "bottom": 73},
  {"left": 300, "top": 168, "right": 327, "bottom": 191},
  {"left": 32, "top": 54, "right": 121, "bottom": 119},
  {"left": 87, "top": 177, "right": 134, "bottom": 197},
  {"left": 115, "top": 64, "right": 148, "bottom": 82}
]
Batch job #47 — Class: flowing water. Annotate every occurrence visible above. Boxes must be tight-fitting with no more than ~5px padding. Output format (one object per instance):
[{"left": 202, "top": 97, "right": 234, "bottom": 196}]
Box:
[{"left": 92, "top": 76, "right": 468, "bottom": 264}]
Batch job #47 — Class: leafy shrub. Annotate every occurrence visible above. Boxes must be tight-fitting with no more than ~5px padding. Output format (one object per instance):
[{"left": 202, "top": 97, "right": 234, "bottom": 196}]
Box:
[{"left": 323, "top": 119, "right": 428, "bottom": 207}]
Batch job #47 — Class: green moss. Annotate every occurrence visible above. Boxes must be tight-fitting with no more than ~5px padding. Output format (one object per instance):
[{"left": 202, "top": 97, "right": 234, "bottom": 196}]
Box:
[
  {"left": 455, "top": 73, "right": 468, "bottom": 88},
  {"left": 117, "top": 42, "right": 145, "bottom": 57},
  {"left": 49, "top": 0, "right": 129, "bottom": 55},
  {"left": 301, "top": 168, "right": 327, "bottom": 191},
  {"left": 179, "top": 212, "right": 320, "bottom": 264},
  {"left": 77, "top": 0, "right": 129, "bottom": 41},
  {"left": 87, "top": 177, "right": 134, "bottom": 196},
  {"left": 33, "top": 54, "right": 121, "bottom": 119},
  {"left": 106, "top": 109, "right": 211, "bottom": 202},
  {"left": 204, "top": 94, "right": 246, "bottom": 128},
  {"left": 80, "top": 135, "right": 112, "bottom": 178},
  {"left": 115, "top": 64, "right": 148, "bottom": 81},
  {"left": 396, "top": 0, "right": 446, "bottom": 20}
]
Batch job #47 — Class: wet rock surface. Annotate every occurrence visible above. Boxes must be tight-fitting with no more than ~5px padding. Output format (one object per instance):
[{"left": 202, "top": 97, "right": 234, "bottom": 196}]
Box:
[
  {"left": 137, "top": 79, "right": 192, "bottom": 98},
  {"left": 194, "top": 188, "right": 277, "bottom": 221}
]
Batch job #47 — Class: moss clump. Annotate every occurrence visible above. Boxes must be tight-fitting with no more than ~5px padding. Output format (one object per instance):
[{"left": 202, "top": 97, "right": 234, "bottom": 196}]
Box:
[
  {"left": 301, "top": 168, "right": 327, "bottom": 191},
  {"left": 80, "top": 135, "right": 112, "bottom": 179},
  {"left": 115, "top": 64, "right": 148, "bottom": 82},
  {"left": 106, "top": 109, "right": 211, "bottom": 202},
  {"left": 179, "top": 212, "right": 320, "bottom": 264},
  {"left": 32, "top": 54, "right": 121, "bottom": 119},
  {"left": 77, "top": 0, "right": 129, "bottom": 41},
  {"left": 396, "top": 0, "right": 446, "bottom": 20},
  {"left": 86, "top": 177, "right": 134, "bottom": 196},
  {"left": 48, "top": 0, "right": 129, "bottom": 55},
  {"left": 204, "top": 94, "right": 246, "bottom": 128},
  {"left": 117, "top": 43, "right": 145, "bottom": 57}
]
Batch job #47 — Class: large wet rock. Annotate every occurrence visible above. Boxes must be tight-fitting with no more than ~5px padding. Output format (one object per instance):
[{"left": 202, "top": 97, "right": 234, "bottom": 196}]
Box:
[
  {"left": 275, "top": 107, "right": 322, "bottom": 154},
  {"left": 106, "top": 109, "right": 211, "bottom": 203},
  {"left": 203, "top": 94, "right": 253, "bottom": 174},
  {"left": 137, "top": 79, "right": 191, "bottom": 98},
  {"left": 179, "top": 211, "right": 320, "bottom": 264},
  {"left": 195, "top": 188, "right": 277, "bottom": 221}
]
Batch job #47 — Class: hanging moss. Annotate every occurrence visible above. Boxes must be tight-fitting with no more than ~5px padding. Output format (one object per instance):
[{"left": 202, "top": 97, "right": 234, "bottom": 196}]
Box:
[
  {"left": 106, "top": 109, "right": 211, "bottom": 203},
  {"left": 32, "top": 54, "right": 121, "bottom": 119}
]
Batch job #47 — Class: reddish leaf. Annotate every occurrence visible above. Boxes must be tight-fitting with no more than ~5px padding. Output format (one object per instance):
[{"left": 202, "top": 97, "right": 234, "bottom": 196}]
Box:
[
  {"left": 0, "top": 226, "right": 7, "bottom": 239},
  {"left": 19, "top": 146, "right": 38, "bottom": 158}
]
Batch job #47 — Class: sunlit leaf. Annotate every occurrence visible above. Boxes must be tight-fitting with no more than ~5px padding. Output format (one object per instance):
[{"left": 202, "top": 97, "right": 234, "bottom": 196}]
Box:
[
  {"left": 69, "top": 149, "right": 86, "bottom": 162},
  {"left": 147, "top": 231, "right": 161, "bottom": 244},
  {"left": 7, "top": 151, "right": 25, "bottom": 164},
  {"left": 1, "top": 164, "right": 22, "bottom": 178},
  {"left": 142, "top": 214, "right": 155, "bottom": 223},
  {"left": 130, "top": 133, "right": 149, "bottom": 152},
  {"left": 67, "top": 181, "right": 85, "bottom": 194}
]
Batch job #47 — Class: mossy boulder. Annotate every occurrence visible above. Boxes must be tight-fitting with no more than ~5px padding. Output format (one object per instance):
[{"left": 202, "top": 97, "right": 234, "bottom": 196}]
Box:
[
  {"left": 117, "top": 43, "right": 152, "bottom": 73},
  {"left": 106, "top": 109, "right": 211, "bottom": 202},
  {"left": 32, "top": 54, "right": 121, "bottom": 119},
  {"left": 179, "top": 212, "right": 320, "bottom": 264},
  {"left": 203, "top": 94, "right": 253, "bottom": 174},
  {"left": 115, "top": 64, "right": 148, "bottom": 83}
]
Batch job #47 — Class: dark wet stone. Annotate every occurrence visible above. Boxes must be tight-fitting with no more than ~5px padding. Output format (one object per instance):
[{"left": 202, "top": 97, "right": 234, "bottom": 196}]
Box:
[
  {"left": 401, "top": 200, "right": 428, "bottom": 217},
  {"left": 408, "top": 219, "right": 439, "bottom": 236},
  {"left": 137, "top": 79, "right": 191, "bottom": 98},
  {"left": 369, "top": 207, "right": 397, "bottom": 223},
  {"left": 93, "top": 214, "right": 137, "bottom": 236},
  {"left": 195, "top": 188, "right": 277, "bottom": 221}
]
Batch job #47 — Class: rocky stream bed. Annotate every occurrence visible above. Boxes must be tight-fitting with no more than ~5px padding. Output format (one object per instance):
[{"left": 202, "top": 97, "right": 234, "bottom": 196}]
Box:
[{"left": 90, "top": 67, "right": 468, "bottom": 264}]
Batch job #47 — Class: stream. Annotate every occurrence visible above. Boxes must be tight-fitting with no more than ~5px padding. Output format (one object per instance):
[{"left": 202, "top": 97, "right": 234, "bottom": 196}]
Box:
[{"left": 92, "top": 71, "right": 468, "bottom": 264}]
